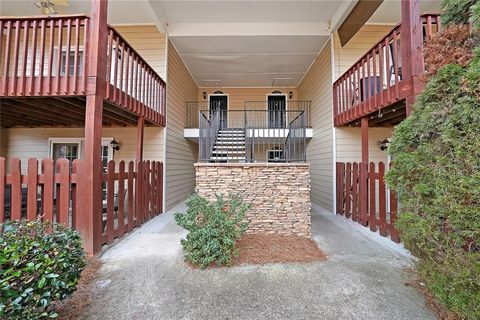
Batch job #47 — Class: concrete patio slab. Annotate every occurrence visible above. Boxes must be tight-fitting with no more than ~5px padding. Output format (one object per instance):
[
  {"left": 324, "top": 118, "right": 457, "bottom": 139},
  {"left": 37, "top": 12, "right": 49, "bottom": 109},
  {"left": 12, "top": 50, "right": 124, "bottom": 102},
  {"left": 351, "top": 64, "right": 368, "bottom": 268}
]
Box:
[{"left": 82, "top": 202, "right": 436, "bottom": 320}]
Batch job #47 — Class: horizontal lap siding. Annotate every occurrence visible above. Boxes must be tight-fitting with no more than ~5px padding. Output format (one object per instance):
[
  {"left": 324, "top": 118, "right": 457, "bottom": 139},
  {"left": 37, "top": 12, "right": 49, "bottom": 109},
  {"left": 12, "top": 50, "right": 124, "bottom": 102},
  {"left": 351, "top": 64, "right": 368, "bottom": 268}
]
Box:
[
  {"left": 297, "top": 41, "right": 333, "bottom": 211},
  {"left": 114, "top": 25, "right": 167, "bottom": 80},
  {"left": 1, "top": 127, "right": 164, "bottom": 172},
  {"left": 336, "top": 127, "right": 392, "bottom": 163},
  {"left": 165, "top": 42, "right": 198, "bottom": 210},
  {"left": 333, "top": 25, "right": 393, "bottom": 80}
]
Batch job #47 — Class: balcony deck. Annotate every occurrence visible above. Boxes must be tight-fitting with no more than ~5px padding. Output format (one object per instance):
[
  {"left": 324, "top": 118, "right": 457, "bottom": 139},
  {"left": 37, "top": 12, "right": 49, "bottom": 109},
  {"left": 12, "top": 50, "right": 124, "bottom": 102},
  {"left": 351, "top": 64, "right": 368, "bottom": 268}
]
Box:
[
  {"left": 0, "top": 15, "right": 166, "bottom": 128},
  {"left": 333, "top": 14, "right": 440, "bottom": 127}
]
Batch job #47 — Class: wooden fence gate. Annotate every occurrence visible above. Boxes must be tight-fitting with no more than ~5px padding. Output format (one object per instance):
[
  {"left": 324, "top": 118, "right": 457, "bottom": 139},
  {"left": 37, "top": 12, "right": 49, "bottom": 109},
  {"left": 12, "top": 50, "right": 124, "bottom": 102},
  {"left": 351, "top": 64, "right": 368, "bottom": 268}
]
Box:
[
  {"left": 336, "top": 161, "right": 400, "bottom": 243},
  {"left": 0, "top": 157, "right": 164, "bottom": 247}
]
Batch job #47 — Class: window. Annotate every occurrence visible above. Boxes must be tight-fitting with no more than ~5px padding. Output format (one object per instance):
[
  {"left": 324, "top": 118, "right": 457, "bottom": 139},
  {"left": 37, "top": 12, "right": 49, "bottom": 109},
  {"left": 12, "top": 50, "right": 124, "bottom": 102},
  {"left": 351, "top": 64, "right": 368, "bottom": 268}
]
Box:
[{"left": 55, "top": 48, "right": 84, "bottom": 76}]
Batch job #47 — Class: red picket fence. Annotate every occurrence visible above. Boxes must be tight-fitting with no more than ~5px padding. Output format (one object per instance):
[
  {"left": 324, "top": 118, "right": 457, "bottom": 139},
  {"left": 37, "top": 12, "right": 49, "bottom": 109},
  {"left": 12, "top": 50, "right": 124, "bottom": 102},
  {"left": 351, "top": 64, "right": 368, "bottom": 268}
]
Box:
[
  {"left": 336, "top": 161, "right": 400, "bottom": 243},
  {"left": 0, "top": 157, "right": 163, "bottom": 247}
]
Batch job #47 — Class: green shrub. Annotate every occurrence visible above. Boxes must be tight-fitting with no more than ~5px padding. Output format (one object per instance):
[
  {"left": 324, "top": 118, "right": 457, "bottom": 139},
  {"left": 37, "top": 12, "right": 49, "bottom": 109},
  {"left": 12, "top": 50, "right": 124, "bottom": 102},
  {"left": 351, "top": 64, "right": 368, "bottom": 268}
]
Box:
[
  {"left": 0, "top": 220, "right": 86, "bottom": 319},
  {"left": 386, "top": 51, "right": 480, "bottom": 319},
  {"left": 175, "top": 194, "right": 250, "bottom": 269}
]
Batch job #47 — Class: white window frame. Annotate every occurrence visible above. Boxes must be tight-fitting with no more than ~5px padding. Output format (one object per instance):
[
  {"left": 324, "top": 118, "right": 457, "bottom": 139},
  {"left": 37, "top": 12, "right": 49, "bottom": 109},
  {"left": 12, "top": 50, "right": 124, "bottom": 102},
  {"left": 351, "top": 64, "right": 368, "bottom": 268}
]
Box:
[{"left": 48, "top": 137, "right": 114, "bottom": 161}]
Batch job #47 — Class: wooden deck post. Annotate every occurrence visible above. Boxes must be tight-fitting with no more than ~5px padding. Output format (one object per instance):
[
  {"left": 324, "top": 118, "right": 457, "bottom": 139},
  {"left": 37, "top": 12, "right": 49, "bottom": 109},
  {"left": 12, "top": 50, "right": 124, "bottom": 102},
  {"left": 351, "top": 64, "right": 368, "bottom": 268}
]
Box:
[
  {"left": 136, "top": 116, "right": 144, "bottom": 163},
  {"left": 401, "top": 0, "right": 424, "bottom": 116},
  {"left": 361, "top": 117, "right": 369, "bottom": 164},
  {"left": 81, "top": 0, "right": 108, "bottom": 255}
]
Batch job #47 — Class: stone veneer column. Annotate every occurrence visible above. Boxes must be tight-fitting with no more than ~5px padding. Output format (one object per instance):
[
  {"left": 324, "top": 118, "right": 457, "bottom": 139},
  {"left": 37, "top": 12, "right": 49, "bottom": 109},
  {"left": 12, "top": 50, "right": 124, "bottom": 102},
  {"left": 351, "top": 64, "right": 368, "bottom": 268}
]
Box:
[{"left": 195, "top": 163, "right": 311, "bottom": 237}]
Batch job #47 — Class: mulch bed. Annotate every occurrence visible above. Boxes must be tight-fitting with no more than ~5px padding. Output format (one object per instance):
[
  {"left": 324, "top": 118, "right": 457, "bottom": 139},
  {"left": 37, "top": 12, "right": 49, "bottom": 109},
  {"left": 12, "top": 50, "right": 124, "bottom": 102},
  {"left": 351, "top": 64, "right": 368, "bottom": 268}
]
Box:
[
  {"left": 232, "top": 233, "right": 327, "bottom": 265},
  {"left": 52, "top": 257, "right": 102, "bottom": 320}
]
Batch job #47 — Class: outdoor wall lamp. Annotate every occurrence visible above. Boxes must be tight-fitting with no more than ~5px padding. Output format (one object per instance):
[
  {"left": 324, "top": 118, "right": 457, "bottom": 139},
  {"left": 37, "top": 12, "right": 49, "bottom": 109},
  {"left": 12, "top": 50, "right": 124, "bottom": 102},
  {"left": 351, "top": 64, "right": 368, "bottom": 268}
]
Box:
[
  {"left": 110, "top": 139, "right": 120, "bottom": 152},
  {"left": 379, "top": 139, "right": 390, "bottom": 151},
  {"left": 289, "top": 91, "right": 293, "bottom": 99},
  {"left": 203, "top": 91, "right": 207, "bottom": 99}
]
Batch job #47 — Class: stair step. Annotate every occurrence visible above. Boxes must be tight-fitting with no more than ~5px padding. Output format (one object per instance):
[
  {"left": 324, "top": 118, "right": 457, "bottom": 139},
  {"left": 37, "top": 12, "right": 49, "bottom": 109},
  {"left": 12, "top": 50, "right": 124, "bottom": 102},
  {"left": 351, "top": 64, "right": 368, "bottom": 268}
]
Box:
[{"left": 210, "top": 156, "right": 246, "bottom": 161}]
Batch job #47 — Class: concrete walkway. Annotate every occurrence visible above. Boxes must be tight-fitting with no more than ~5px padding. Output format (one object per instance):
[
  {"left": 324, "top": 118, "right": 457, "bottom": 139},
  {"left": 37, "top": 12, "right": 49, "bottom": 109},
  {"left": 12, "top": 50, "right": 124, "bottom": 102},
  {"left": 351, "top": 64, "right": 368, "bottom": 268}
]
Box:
[{"left": 83, "top": 202, "right": 436, "bottom": 320}]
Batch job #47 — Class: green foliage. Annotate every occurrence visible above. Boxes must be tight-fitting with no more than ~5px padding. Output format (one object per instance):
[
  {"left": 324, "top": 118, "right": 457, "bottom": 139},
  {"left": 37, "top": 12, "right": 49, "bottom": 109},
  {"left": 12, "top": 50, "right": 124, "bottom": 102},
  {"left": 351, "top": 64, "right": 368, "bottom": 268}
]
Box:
[
  {"left": 175, "top": 194, "right": 250, "bottom": 269},
  {"left": 440, "top": 0, "right": 478, "bottom": 27},
  {"left": 386, "top": 50, "right": 480, "bottom": 319},
  {"left": 0, "top": 220, "right": 86, "bottom": 319}
]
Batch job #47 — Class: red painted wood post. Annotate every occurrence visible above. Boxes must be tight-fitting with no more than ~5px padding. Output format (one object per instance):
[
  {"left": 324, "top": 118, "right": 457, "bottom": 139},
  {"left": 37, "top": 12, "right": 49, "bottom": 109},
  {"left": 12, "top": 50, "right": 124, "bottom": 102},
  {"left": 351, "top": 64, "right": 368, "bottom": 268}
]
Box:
[
  {"left": 338, "top": 162, "right": 345, "bottom": 216},
  {"left": 378, "top": 162, "right": 387, "bottom": 236},
  {"left": 345, "top": 162, "right": 352, "bottom": 218},
  {"left": 136, "top": 116, "right": 145, "bottom": 163},
  {"left": 401, "top": 0, "right": 424, "bottom": 116},
  {"left": 369, "top": 162, "right": 377, "bottom": 231},
  {"left": 359, "top": 162, "right": 368, "bottom": 226},
  {"left": 118, "top": 161, "right": 125, "bottom": 238},
  {"left": 10, "top": 158, "right": 22, "bottom": 221},
  {"left": 127, "top": 161, "right": 134, "bottom": 231},
  {"left": 71, "top": 160, "right": 78, "bottom": 228},
  {"left": 0, "top": 158, "right": 5, "bottom": 223},
  {"left": 159, "top": 162, "right": 163, "bottom": 214},
  {"left": 42, "top": 159, "right": 54, "bottom": 222},
  {"left": 57, "top": 159, "right": 70, "bottom": 225},
  {"left": 26, "top": 158, "right": 38, "bottom": 221},
  {"left": 352, "top": 163, "right": 359, "bottom": 222},
  {"left": 390, "top": 190, "right": 400, "bottom": 243},
  {"left": 106, "top": 160, "right": 115, "bottom": 244},
  {"left": 82, "top": 0, "right": 109, "bottom": 255},
  {"left": 361, "top": 117, "right": 369, "bottom": 164},
  {"left": 136, "top": 161, "right": 143, "bottom": 226}
]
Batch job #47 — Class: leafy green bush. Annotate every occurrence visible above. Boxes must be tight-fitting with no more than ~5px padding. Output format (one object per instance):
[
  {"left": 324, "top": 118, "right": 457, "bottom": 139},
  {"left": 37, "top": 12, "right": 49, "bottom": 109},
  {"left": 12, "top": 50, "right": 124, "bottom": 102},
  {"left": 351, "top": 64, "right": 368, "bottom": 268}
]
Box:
[
  {"left": 386, "top": 50, "right": 480, "bottom": 319},
  {"left": 0, "top": 220, "right": 86, "bottom": 319},
  {"left": 175, "top": 194, "right": 250, "bottom": 268}
]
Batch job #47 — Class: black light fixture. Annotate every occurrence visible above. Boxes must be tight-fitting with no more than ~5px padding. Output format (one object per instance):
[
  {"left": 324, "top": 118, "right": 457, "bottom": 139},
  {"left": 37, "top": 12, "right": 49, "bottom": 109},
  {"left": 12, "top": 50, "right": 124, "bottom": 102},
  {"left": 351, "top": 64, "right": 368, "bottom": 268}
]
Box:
[
  {"left": 379, "top": 139, "right": 389, "bottom": 151},
  {"left": 289, "top": 91, "right": 293, "bottom": 99},
  {"left": 203, "top": 91, "right": 207, "bottom": 99},
  {"left": 110, "top": 139, "right": 120, "bottom": 152}
]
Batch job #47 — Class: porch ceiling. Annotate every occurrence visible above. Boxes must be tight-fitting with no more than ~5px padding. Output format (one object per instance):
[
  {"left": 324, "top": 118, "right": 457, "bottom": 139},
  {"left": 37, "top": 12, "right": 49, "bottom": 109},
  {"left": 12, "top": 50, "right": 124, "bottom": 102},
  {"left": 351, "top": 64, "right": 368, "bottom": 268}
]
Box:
[{"left": 159, "top": 0, "right": 355, "bottom": 87}]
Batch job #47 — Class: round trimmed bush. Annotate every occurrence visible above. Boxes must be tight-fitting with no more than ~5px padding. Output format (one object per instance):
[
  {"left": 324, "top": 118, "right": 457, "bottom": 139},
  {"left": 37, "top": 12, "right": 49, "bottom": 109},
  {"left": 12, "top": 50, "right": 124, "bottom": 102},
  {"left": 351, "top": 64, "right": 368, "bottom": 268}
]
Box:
[
  {"left": 386, "top": 50, "right": 480, "bottom": 319},
  {"left": 175, "top": 194, "right": 250, "bottom": 269},
  {"left": 0, "top": 220, "right": 86, "bottom": 319}
]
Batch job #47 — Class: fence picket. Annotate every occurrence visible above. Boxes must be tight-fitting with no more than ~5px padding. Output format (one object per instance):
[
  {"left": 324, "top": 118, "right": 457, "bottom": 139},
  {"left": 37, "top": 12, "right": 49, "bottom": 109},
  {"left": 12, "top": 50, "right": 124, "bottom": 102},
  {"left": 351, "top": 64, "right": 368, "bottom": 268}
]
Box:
[
  {"left": 378, "top": 162, "right": 387, "bottom": 237},
  {"left": 26, "top": 158, "right": 38, "bottom": 220},
  {"left": 118, "top": 161, "right": 125, "bottom": 238},
  {"left": 57, "top": 159, "right": 70, "bottom": 225},
  {"left": 369, "top": 162, "right": 377, "bottom": 231},
  {"left": 106, "top": 160, "right": 115, "bottom": 244},
  {"left": 10, "top": 158, "right": 22, "bottom": 220},
  {"left": 42, "top": 159, "right": 54, "bottom": 222},
  {"left": 127, "top": 161, "right": 134, "bottom": 231}
]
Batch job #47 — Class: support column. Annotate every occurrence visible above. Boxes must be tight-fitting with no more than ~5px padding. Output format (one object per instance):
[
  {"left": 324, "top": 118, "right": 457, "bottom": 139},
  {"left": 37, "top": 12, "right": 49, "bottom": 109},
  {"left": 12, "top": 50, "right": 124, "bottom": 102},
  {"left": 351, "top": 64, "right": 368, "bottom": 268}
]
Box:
[
  {"left": 401, "top": 0, "right": 424, "bottom": 116},
  {"left": 361, "top": 117, "right": 369, "bottom": 164},
  {"left": 81, "top": 0, "right": 108, "bottom": 255},
  {"left": 136, "top": 116, "right": 144, "bottom": 163}
]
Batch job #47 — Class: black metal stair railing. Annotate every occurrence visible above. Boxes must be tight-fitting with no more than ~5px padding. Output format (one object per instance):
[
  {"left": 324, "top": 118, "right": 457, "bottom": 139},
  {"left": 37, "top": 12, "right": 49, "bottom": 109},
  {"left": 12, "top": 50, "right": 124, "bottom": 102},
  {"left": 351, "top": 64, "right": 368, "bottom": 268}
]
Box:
[{"left": 198, "top": 109, "right": 306, "bottom": 163}]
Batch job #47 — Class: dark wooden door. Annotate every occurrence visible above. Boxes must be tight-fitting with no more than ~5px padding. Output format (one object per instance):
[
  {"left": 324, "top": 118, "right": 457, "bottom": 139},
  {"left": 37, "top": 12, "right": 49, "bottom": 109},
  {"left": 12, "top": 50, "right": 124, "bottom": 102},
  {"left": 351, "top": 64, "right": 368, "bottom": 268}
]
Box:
[
  {"left": 268, "top": 95, "right": 286, "bottom": 128},
  {"left": 209, "top": 95, "right": 228, "bottom": 129}
]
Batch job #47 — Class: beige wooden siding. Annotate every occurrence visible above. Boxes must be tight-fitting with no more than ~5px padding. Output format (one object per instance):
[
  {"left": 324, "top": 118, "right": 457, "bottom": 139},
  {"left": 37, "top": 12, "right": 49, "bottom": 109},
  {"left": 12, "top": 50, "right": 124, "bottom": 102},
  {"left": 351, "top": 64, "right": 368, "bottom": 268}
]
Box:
[
  {"left": 114, "top": 25, "right": 167, "bottom": 80},
  {"left": 297, "top": 41, "right": 333, "bottom": 211},
  {"left": 165, "top": 41, "right": 199, "bottom": 210},
  {"left": 198, "top": 88, "right": 298, "bottom": 110},
  {"left": 1, "top": 127, "right": 164, "bottom": 172},
  {"left": 336, "top": 127, "right": 392, "bottom": 164},
  {"left": 333, "top": 24, "right": 393, "bottom": 80}
]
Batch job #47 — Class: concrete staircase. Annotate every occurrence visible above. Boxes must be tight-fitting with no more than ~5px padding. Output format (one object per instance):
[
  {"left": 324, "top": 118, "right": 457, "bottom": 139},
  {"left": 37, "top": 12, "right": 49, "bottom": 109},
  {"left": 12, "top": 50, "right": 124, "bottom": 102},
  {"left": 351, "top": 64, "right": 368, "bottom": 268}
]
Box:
[{"left": 210, "top": 129, "right": 246, "bottom": 162}]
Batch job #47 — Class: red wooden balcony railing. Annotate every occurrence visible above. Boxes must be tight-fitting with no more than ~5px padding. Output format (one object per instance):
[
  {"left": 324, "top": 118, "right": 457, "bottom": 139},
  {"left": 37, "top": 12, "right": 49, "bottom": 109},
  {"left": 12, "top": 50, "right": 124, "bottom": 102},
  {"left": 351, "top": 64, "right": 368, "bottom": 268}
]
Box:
[
  {"left": 0, "top": 15, "right": 166, "bottom": 126},
  {"left": 333, "top": 14, "right": 440, "bottom": 127}
]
